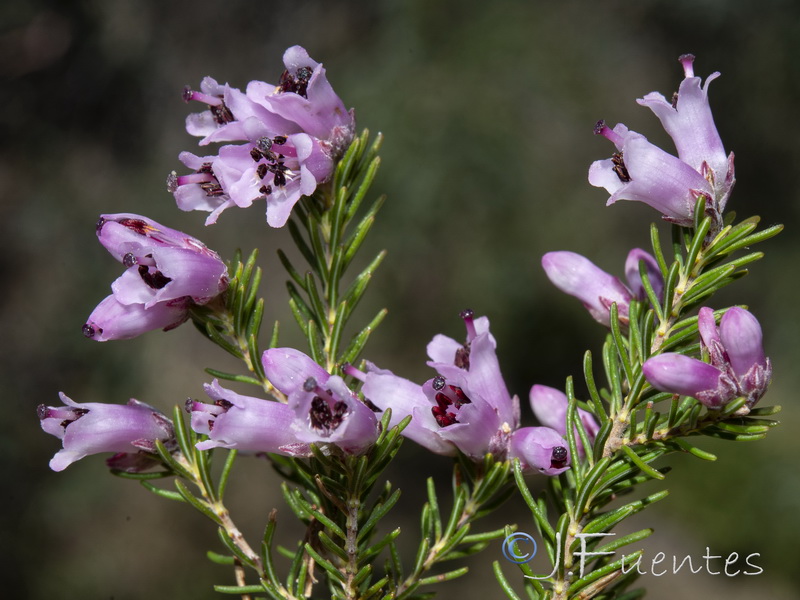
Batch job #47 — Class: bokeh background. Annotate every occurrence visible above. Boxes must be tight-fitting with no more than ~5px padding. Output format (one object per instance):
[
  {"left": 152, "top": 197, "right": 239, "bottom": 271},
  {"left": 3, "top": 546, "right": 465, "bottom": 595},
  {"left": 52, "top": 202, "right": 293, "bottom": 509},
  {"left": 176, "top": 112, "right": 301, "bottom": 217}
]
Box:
[{"left": 3, "top": 1, "right": 799, "bottom": 598}]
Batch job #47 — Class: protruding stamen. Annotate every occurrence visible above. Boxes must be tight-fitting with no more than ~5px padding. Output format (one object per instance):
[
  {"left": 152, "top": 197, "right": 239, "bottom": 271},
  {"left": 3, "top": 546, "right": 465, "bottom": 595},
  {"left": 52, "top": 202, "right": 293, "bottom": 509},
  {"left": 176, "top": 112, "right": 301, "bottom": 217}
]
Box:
[{"left": 678, "top": 54, "right": 695, "bottom": 78}]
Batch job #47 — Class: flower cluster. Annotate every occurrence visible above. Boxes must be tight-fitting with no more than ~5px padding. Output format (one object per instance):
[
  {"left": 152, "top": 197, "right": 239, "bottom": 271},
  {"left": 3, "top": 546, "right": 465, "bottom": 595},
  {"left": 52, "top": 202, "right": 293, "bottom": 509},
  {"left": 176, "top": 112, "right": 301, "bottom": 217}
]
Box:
[
  {"left": 38, "top": 393, "right": 174, "bottom": 472},
  {"left": 542, "top": 248, "right": 663, "bottom": 326},
  {"left": 589, "top": 54, "right": 734, "bottom": 226},
  {"left": 643, "top": 307, "right": 771, "bottom": 409},
  {"left": 354, "top": 311, "right": 599, "bottom": 475},
  {"left": 83, "top": 214, "right": 228, "bottom": 341},
  {"left": 169, "top": 45, "right": 355, "bottom": 227},
  {"left": 188, "top": 349, "right": 380, "bottom": 457}
]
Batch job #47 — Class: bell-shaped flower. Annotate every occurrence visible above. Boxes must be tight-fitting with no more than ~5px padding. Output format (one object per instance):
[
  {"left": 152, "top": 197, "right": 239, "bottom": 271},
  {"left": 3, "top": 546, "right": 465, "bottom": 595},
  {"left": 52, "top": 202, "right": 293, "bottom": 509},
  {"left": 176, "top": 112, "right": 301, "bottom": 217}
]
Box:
[
  {"left": 83, "top": 214, "right": 228, "bottom": 341},
  {"left": 189, "top": 380, "right": 301, "bottom": 454},
  {"left": 262, "top": 348, "right": 380, "bottom": 455},
  {"left": 529, "top": 385, "right": 600, "bottom": 457},
  {"left": 38, "top": 393, "right": 174, "bottom": 472},
  {"left": 508, "top": 427, "right": 571, "bottom": 476},
  {"left": 359, "top": 312, "right": 529, "bottom": 462},
  {"left": 642, "top": 307, "right": 771, "bottom": 408},
  {"left": 171, "top": 45, "right": 354, "bottom": 227},
  {"left": 589, "top": 55, "right": 734, "bottom": 224},
  {"left": 637, "top": 54, "right": 734, "bottom": 212},
  {"left": 541, "top": 248, "right": 663, "bottom": 326}
]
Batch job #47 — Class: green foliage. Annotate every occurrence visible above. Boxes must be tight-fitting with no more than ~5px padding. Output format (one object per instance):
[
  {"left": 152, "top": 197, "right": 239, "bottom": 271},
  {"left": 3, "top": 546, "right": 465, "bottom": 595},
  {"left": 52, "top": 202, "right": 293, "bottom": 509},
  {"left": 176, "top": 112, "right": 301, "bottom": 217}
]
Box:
[{"left": 495, "top": 199, "right": 782, "bottom": 599}]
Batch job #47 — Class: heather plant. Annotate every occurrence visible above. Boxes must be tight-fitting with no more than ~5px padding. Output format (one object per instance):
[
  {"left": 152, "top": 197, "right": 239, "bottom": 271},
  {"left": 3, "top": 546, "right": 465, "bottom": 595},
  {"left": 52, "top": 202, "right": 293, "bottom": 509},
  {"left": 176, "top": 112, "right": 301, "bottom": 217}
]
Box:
[{"left": 38, "top": 48, "right": 781, "bottom": 600}]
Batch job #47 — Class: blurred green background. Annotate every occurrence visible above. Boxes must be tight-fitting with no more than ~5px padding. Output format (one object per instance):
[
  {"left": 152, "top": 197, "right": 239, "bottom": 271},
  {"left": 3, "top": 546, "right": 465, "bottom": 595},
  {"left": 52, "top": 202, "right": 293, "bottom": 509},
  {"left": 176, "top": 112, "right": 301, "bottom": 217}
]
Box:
[{"left": 3, "top": 0, "right": 799, "bottom": 598}]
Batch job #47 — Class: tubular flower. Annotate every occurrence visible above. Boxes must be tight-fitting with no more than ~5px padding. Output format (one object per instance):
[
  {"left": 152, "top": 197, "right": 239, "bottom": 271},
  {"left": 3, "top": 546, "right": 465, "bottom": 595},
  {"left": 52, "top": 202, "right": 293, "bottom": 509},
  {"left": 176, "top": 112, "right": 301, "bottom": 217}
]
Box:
[
  {"left": 83, "top": 214, "right": 228, "bottom": 341},
  {"left": 642, "top": 307, "right": 771, "bottom": 409},
  {"left": 169, "top": 45, "right": 355, "bottom": 227},
  {"left": 589, "top": 55, "right": 733, "bottom": 225},
  {"left": 261, "top": 348, "right": 380, "bottom": 455},
  {"left": 541, "top": 248, "right": 663, "bottom": 326},
  {"left": 359, "top": 312, "right": 568, "bottom": 473},
  {"left": 529, "top": 385, "right": 600, "bottom": 457},
  {"left": 508, "top": 427, "right": 571, "bottom": 476},
  {"left": 38, "top": 393, "right": 174, "bottom": 472}
]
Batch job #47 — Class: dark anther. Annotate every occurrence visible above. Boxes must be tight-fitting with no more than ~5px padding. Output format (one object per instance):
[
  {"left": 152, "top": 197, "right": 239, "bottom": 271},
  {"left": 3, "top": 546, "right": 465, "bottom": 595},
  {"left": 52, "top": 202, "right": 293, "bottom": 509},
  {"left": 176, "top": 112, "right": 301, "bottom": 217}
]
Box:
[
  {"left": 551, "top": 446, "right": 568, "bottom": 469},
  {"left": 432, "top": 375, "right": 446, "bottom": 391},
  {"left": 210, "top": 103, "right": 234, "bottom": 126},
  {"left": 256, "top": 164, "right": 268, "bottom": 180},
  {"left": 122, "top": 253, "right": 138, "bottom": 268},
  {"left": 363, "top": 398, "right": 383, "bottom": 412},
  {"left": 82, "top": 324, "right": 96, "bottom": 338},
  {"left": 671, "top": 92, "right": 679, "bottom": 109},
  {"left": 250, "top": 148, "right": 262, "bottom": 162},
  {"left": 273, "top": 170, "right": 287, "bottom": 187},
  {"left": 95, "top": 217, "right": 106, "bottom": 233},
  {"left": 138, "top": 266, "right": 172, "bottom": 290},
  {"left": 215, "top": 399, "right": 233, "bottom": 410},
  {"left": 207, "top": 419, "right": 215, "bottom": 431},
  {"left": 273, "top": 135, "right": 287, "bottom": 145},
  {"left": 309, "top": 396, "right": 347, "bottom": 433},
  {"left": 431, "top": 403, "right": 458, "bottom": 427},
  {"left": 593, "top": 119, "right": 607, "bottom": 135},
  {"left": 611, "top": 152, "right": 631, "bottom": 183},
  {"left": 277, "top": 66, "right": 313, "bottom": 97},
  {"left": 450, "top": 385, "right": 471, "bottom": 408},
  {"left": 303, "top": 377, "right": 317, "bottom": 393},
  {"left": 296, "top": 66, "right": 313, "bottom": 83},
  {"left": 454, "top": 346, "right": 470, "bottom": 370},
  {"left": 118, "top": 218, "right": 150, "bottom": 235}
]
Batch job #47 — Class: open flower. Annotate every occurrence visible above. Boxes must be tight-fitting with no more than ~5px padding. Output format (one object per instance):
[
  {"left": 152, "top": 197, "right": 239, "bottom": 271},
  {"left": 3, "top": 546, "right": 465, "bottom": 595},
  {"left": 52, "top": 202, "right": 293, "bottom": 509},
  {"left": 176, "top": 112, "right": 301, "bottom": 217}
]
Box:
[
  {"left": 589, "top": 55, "right": 733, "bottom": 225},
  {"left": 170, "top": 45, "right": 354, "bottom": 227},
  {"left": 189, "top": 351, "right": 380, "bottom": 457},
  {"left": 38, "top": 393, "right": 174, "bottom": 472},
  {"left": 642, "top": 307, "right": 771, "bottom": 408},
  {"left": 542, "top": 248, "right": 663, "bottom": 326},
  {"left": 83, "top": 214, "right": 228, "bottom": 341},
  {"left": 358, "top": 311, "right": 568, "bottom": 474}
]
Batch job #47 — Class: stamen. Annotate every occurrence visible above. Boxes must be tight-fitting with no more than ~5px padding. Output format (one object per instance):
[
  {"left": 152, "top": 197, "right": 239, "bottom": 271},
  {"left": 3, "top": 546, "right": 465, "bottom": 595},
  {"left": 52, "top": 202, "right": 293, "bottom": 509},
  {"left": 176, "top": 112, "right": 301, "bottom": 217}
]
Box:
[
  {"left": 138, "top": 266, "right": 172, "bottom": 290},
  {"left": 183, "top": 87, "right": 224, "bottom": 106},
  {"left": 593, "top": 120, "right": 624, "bottom": 146},
  {"left": 611, "top": 152, "right": 631, "bottom": 183}
]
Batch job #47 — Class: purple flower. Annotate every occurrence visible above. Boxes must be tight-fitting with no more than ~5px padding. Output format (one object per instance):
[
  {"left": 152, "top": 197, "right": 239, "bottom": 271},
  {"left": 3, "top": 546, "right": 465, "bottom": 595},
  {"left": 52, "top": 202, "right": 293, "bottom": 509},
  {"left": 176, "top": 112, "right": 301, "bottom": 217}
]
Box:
[
  {"left": 589, "top": 55, "right": 734, "bottom": 225},
  {"left": 262, "top": 349, "right": 379, "bottom": 455},
  {"left": 170, "top": 46, "right": 354, "bottom": 227},
  {"left": 508, "top": 427, "right": 571, "bottom": 476},
  {"left": 529, "top": 385, "right": 600, "bottom": 457},
  {"left": 361, "top": 312, "right": 543, "bottom": 463},
  {"left": 38, "top": 393, "right": 174, "bottom": 472},
  {"left": 542, "top": 248, "right": 663, "bottom": 326},
  {"left": 83, "top": 214, "right": 228, "bottom": 341},
  {"left": 642, "top": 307, "right": 771, "bottom": 408}
]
